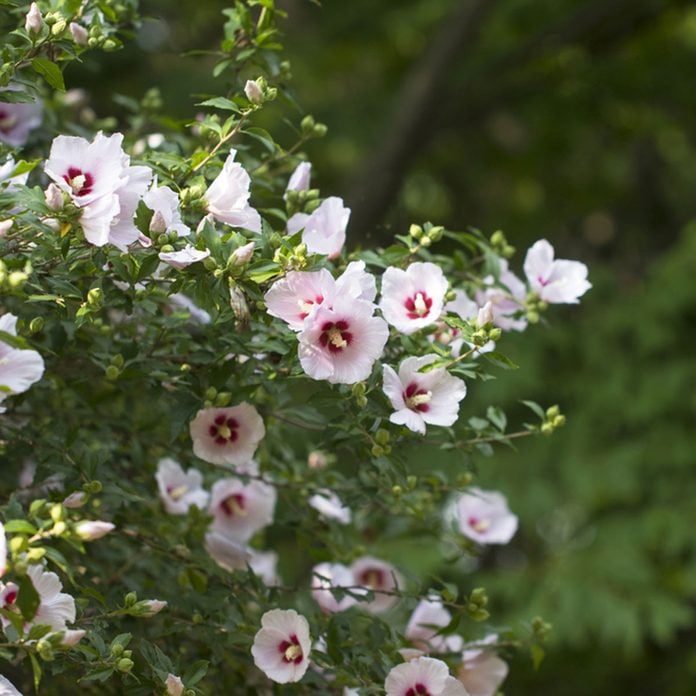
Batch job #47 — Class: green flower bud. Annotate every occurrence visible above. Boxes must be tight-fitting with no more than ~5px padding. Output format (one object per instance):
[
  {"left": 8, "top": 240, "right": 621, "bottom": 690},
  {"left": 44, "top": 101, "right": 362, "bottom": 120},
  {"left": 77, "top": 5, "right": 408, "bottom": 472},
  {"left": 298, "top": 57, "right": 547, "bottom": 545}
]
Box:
[
  {"left": 215, "top": 392, "right": 232, "bottom": 407},
  {"left": 49, "top": 503, "right": 65, "bottom": 523},
  {"left": 553, "top": 414, "right": 566, "bottom": 428},
  {"left": 545, "top": 405, "right": 560, "bottom": 420},
  {"left": 37, "top": 638, "right": 54, "bottom": 661},
  {"left": 52, "top": 521, "right": 67, "bottom": 536},
  {"left": 29, "top": 317, "right": 45, "bottom": 333},
  {"left": 9, "top": 536, "right": 27, "bottom": 554},
  {"left": 102, "top": 39, "right": 118, "bottom": 51},
  {"left": 503, "top": 244, "right": 516, "bottom": 258},
  {"left": 428, "top": 225, "right": 444, "bottom": 241},
  {"left": 420, "top": 235, "right": 432, "bottom": 247},
  {"left": 540, "top": 422, "right": 554, "bottom": 436},
  {"left": 8, "top": 271, "right": 28, "bottom": 288},
  {"left": 300, "top": 114, "right": 315, "bottom": 135},
  {"left": 202, "top": 256, "right": 217, "bottom": 271},
  {"left": 356, "top": 395, "right": 367, "bottom": 408},
  {"left": 406, "top": 475, "right": 418, "bottom": 490},
  {"left": 470, "top": 587, "right": 488, "bottom": 605},
  {"left": 527, "top": 310, "right": 540, "bottom": 324},
  {"left": 374, "top": 429, "right": 390, "bottom": 445},
  {"left": 489, "top": 328, "right": 502, "bottom": 341},
  {"left": 391, "top": 485, "right": 402, "bottom": 497},
  {"left": 312, "top": 123, "right": 328, "bottom": 137},
  {"left": 111, "top": 643, "right": 124, "bottom": 657},
  {"left": 111, "top": 354, "right": 124, "bottom": 368},
  {"left": 117, "top": 658, "right": 134, "bottom": 673},
  {"left": 104, "top": 365, "right": 120, "bottom": 381},
  {"left": 26, "top": 547, "right": 46, "bottom": 562},
  {"left": 124, "top": 591, "right": 137, "bottom": 607},
  {"left": 371, "top": 445, "right": 385, "bottom": 457},
  {"left": 51, "top": 19, "right": 67, "bottom": 36},
  {"left": 490, "top": 230, "right": 505, "bottom": 247},
  {"left": 84, "top": 480, "right": 102, "bottom": 494},
  {"left": 409, "top": 224, "right": 423, "bottom": 239}
]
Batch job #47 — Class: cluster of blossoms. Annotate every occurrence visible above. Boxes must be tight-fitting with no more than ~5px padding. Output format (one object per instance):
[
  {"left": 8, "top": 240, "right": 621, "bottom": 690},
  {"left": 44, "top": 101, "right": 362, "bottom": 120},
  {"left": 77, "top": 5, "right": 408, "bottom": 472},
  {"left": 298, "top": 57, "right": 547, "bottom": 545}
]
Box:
[{"left": 0, "top": 12, "right": 589, "bottom": 681}]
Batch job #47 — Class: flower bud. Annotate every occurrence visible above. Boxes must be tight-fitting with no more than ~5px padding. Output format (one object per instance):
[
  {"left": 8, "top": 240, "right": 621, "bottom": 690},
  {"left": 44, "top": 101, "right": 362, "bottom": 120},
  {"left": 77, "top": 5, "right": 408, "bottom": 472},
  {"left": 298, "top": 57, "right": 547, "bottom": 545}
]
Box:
[
  {"left": 50, "top": 503, "right": 65, "bottom": 523},
  {"left": 139, "top": 599, "right": 167, "bottom": 617},
  {"left": 244, "top": 79, "right": 264, "bottom": 104},
  {"left": 229, "top": 241, "right": 255, "bottom": 266},
  {"left": 61, "top": 629, "right": 86, "bottom": 647},
  {"left": 409, "top": 223, "right": 423, "bottom": 239},
  {"left": 63, "top": 491, "right": 87, "bottom": 509},
  {"left": 300, "top": 114, "right": 315, "bottom": 135},
  {"left": 0, "top": 220, "right": 12, "bottom": 237},
  {"left": 124, "top": 591, "right": 137, "bottom": 606},
  {"left": 165, "top": 674, "right": 185, "bottom": 696},
  {"left": 374, "top": 429, "right": 390, "bottom": 445},
  {"left": 545, "top": 405, "right": 560, "bottom": 420},
  {"left": 476, "top": 301, "right": 494, "bottom": 327},
  {"left": 51, "top": 18, "right": 67, "bottom": 36},
  {"left": 75, "top": 520, "right": 115, "bottom": 541},
  {"left": 149, "top": 210, "right": 168, "bottom": 234},
  {"left": 25, "top": 3, "right": 43, "bottom": 34},
  {"left": 37, "top": 638, "right": 54, "bottom": 661},
  {"left": 307, "top": 451, "right": 327, "bottom": 470},
  {"left": 105, "top": 365, "right": 120, "bottom": 380},
  {"left": 29, "top": 316, "right": 45, "bottom": 334},
  {"left": 489, "top": 327, "right": 502, "bottom": 341},
  {"left": 45, "top": 183, "right": 64, "bottom": 211},
  {"left": 428, "top": 225, "right": 444, "bottom": 241},
  {"left": 117, "top": 658, "right": 134, "bottom": 673},
  {"left": 313, "top": 122, "right": 328, "bottom": 137},
  {"left": 69, "top": 22, "right": 89, "bottom": 46}
]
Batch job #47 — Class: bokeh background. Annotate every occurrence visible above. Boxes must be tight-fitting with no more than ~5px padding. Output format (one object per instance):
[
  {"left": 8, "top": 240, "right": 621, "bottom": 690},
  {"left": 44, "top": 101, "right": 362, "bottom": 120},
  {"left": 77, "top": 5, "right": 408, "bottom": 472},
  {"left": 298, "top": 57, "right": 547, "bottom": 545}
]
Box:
[{"left": 67, "top": 0, "right": 696, "bottom": 692}]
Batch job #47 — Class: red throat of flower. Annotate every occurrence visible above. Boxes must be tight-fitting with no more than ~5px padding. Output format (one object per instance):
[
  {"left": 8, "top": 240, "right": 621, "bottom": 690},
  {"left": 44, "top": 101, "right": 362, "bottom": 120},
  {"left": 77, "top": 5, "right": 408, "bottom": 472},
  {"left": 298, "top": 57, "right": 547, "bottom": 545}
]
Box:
[
  {"left": 209, "top": 414, "right": 239, "bottom": 445},
  {"left": 319, "top": 320, "right": 352, "bottom": 353},
  {"left": 63, "top": 166, "right": 95, "bottom": 196},
  {"left": 404, "top": 291, "right": 433, "bottom": 319},
  {"left": 278, "top": 633, "right": 304, "bottom": 664}
]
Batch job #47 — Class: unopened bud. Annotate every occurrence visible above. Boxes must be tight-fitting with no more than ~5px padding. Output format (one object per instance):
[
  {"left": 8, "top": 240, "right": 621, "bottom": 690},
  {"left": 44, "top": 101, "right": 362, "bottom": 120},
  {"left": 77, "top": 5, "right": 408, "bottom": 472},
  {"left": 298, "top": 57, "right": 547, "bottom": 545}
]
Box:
[
  {"left": 308, "top": 451, "right": 327, "bottom": 470},
  {"left": 476, "top": 301, "right": 494, "bottom": 327},
  {"left": 51, "top": 18, "right": 67, "bottom": 36},
  {"left": 124, "top": 592, "right": 137, "bottom": 606},
  {"left": 374, "top": 429, "right": 390, "bottom": 446},
  {"left": 428, "top": 225, "right": 444, "bottom": 242},
  {"left": 230, "top": 241, "right": 255, "bottom": 266},
  {"left": 45, "top": 183, "right": 64, "bottom": 211},
  {"left": 139, "top": 599, "right": 167, "bottom": 617},
  {"left": 69, "top": 22, "right": 89, "bottom": 46},
  {"left": 149, "top": 210, "right": 168, "bottom": 235},
  {"left": 25, "top": 3, "right": 43, "bottom": 34},
  {"left": 165, "top": 674, "right": 185, "bottom": 696},
  {"left": 29, "top": 316, "right": 44, "bottom": 334},
  {"left": 545, "top": 405, "right": 560, "bottom": 420},
  {"left": 488, "top": 328, "right": 502, "bottom": 341},
  {"left": 313, "top": 123, "right": 327, "bottom": 137},
  {"left": 117, "top": 658, "right": 134, "bottom": 673},
  {"left": 61, "top": 629, "right": 86, "bottom": 647},
  {"left": 0, "top": 220, "right": 12, "bottom": 237},
  {"left": 75, "top": 520, "right": 115, "bottom": 541},
  {"left": 409, "top": 224, "right": 423, "bottom": 239},
  {"left": 63, "top": 491, "right": 87, "bottom": 509},
  {"left": 244, "top": 79, "right": 264, "bottom": 104},
  {"left": 300, "top": 114, "right": 315, "bottom": 135}
]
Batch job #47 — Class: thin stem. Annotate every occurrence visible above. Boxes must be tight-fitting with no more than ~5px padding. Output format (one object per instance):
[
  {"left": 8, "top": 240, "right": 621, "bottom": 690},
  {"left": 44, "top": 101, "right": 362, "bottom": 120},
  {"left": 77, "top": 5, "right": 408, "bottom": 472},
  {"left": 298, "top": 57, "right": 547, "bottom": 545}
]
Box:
[{"left": 191, "top": 114, "right": 249, "bottom": 174}]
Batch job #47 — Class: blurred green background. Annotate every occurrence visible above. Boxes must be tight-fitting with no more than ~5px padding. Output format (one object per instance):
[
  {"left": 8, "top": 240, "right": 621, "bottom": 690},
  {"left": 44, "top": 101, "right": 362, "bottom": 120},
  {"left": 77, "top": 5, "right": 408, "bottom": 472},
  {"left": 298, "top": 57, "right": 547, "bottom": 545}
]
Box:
[{"left": 69, "top": 0, "right": 696, "bottom": 692}]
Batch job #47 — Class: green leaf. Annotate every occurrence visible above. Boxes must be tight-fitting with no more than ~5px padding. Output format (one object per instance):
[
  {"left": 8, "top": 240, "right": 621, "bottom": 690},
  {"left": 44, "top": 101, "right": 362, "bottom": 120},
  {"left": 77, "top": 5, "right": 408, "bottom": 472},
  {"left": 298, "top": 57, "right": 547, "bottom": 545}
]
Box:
[
  {"left": 521, "top": 399, "right": 546, "bottom": 419},
  {"left": 3, "top": 519, "right": 38, "bottom": 534},
  {"left": 183, "top": 659, "right": 209, "bottom": 686},
  {"left": 530, "top": 643, "right": 546, "bottom": 670},
  {"left": 197, "top": 96, "right": 241, "bottom": 113},
  {"left": 482, "top": 351, "right": 519, "bottom": 370},
  {"left": 31, "top": 58, "right": 66, "bottom": 91},
  {"left": 16, "top": 574, "right": 40, "bottom": 622}
]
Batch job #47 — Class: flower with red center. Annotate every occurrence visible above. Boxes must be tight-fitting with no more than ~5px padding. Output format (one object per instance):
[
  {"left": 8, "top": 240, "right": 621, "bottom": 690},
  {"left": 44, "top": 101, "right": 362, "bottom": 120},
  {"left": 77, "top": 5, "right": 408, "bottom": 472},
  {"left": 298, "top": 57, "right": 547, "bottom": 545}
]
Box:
[
  {"left": 385, "top": 657, "right": 470, "bottom": 696},
  {"left": 298, "top": 297, "right": 388, "bottom": 384},
  {"left": 251, "top": 608, "right": 312, "bottom": 683},
  {"left": 265, "top": 261, "right": 377, "bottom": 331},
  {"left": 189, "top": 403, "right": 265, "bottom": 467},
  {"left": 382, "top": 355, "right": 467, "bottom": 435},
  {"left": 287, "top": 196, "right": 350, "bottom": 258},
  {"left": 380, "top": 262, "right": 448, "bottom": 335},
  {"left": 455, "top": 488, "right": 518, "bottom": 545},
  {"left": 156, "top": 457, "right": 209, "bottom": 515},
  {"left": 44, "top": 132, "right": 152, "bottom": 249},
  {"left": 524, "top": 239, "right": 591, "bottom": 304},
  {"left": 209, "top": 475, "right": 276, "bottom": 542},
  {"left": 457, "top": 635, "right": 508, "bottom": 696},
  {"left": 350, "top": 556, "right": 403, "bottom": 613}
]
